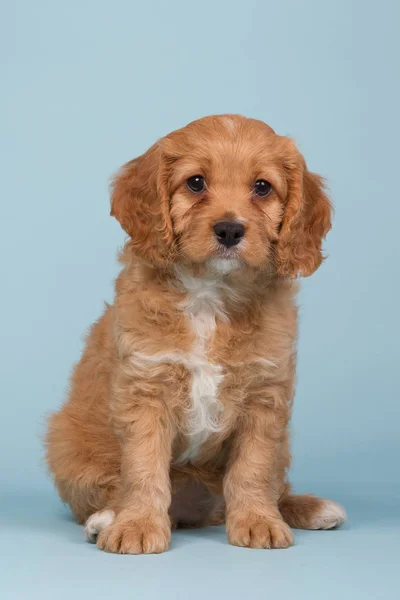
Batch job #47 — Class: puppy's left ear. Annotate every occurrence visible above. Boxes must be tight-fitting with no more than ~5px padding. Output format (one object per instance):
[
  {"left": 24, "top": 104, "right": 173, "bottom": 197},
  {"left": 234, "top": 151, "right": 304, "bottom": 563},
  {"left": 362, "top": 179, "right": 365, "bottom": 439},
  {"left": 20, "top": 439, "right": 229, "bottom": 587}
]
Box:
[{"left": 275, "top": 142, "right": 333, "bottom": 278}]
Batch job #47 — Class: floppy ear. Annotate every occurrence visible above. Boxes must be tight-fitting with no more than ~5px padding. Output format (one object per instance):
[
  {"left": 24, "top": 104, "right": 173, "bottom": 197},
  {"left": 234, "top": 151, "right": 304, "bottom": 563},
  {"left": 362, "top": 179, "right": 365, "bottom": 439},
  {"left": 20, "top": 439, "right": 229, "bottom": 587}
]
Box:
[
  {"left": 110, "top": 143, "right": 175, "bottom": 264},
  {"left": 275, "top": 143, "right": 333, "bottom": 278}
]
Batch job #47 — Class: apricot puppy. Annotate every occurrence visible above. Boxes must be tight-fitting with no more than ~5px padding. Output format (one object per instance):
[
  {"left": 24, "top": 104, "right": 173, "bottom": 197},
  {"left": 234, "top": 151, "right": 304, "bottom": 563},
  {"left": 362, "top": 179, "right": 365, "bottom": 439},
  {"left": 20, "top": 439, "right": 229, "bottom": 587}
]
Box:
[{"left": 46, "top": 115, "right": 346, "bottom": 553}]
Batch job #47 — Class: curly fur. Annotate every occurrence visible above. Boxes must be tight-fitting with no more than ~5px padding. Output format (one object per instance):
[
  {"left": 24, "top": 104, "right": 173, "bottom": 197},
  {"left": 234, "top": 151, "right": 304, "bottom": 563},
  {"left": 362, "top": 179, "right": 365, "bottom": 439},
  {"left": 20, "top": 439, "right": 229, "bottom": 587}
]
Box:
[{"left": 45, "top": 115, "right": 345, "bottom": 554}]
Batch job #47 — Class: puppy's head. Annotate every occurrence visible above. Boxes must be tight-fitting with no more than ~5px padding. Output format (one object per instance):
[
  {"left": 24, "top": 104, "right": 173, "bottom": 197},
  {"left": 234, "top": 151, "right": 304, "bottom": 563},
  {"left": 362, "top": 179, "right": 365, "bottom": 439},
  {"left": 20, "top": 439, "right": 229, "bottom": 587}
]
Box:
[{"left": 111, "top": 115, "right": 332, "bottom": 277}]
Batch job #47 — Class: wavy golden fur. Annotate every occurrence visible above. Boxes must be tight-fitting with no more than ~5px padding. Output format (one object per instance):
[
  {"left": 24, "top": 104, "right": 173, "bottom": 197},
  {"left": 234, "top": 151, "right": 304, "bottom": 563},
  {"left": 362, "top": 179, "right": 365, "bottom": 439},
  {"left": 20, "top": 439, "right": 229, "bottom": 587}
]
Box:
[{"left": 45, "top": 115, "right": 345, "bottom": 554}]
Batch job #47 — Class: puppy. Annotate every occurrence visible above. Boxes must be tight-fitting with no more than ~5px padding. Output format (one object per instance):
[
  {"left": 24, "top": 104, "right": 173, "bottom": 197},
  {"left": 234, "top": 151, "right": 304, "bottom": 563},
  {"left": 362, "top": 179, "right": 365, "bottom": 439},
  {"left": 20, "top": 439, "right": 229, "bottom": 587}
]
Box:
[{"left": 45, "top": 115, "right": 346, "bottom": 554}]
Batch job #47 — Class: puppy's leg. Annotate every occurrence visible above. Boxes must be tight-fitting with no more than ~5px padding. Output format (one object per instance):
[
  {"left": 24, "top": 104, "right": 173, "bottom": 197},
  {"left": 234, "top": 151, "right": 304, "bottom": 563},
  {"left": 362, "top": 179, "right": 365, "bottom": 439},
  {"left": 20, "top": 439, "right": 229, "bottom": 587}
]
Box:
[
  {"left": 279, "top": 493, "right": 346, "bottom": 530},
  {"left": 46, "top": 410, "right": 120, "bottom": 525},
  {"left": 96, "top": 402, "right": 174, "bottom": 555},
  {"left": 224, "top": 392, "right": 294, "bottom": 549},
  {"left": 273, "top": 429, "right": 346, "bottom": 529}
]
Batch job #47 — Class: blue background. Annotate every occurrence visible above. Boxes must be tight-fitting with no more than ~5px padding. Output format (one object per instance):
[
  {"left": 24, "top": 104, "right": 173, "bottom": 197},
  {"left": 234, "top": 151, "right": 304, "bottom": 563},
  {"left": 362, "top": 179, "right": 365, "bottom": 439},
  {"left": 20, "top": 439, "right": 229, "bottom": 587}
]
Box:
[{"left": 2, "top": 1, "right": 399, "bottom": 598}]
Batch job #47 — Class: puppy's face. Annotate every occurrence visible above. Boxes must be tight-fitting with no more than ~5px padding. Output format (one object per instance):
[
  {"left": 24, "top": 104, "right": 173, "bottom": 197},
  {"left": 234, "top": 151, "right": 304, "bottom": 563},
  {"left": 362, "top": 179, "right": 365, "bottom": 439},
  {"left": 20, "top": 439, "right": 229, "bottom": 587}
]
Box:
[
  {"left": 165, "top": 117, "right": 288, "bottom": 270},
  {"left": 111, "top": 115, "right": 332, "bottom": 278}
]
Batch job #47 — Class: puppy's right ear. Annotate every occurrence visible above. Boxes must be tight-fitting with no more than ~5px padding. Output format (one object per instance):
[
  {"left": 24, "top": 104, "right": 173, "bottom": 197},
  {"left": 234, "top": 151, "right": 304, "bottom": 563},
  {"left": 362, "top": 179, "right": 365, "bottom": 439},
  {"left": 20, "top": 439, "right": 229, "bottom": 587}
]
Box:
[{"left": 110, "top": 144, "right": 175, "bottom": 264}]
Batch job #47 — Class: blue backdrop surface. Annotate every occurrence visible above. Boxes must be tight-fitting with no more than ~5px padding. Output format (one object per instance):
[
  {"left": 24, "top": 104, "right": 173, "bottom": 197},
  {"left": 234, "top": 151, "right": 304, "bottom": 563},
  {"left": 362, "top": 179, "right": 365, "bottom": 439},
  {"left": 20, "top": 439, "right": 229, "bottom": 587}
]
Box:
[{"left": 2, "top": 1, "right": 399, "bottom": 598}]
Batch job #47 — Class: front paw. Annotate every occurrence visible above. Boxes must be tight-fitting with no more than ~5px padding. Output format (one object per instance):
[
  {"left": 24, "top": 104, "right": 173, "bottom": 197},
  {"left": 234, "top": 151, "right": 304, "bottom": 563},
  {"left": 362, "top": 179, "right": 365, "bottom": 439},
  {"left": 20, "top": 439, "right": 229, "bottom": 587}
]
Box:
[
  {"left": 97, "top": 515, "right": 171, "bottom": 554},
  {"left": 227, "top": 513, "right": 294, "bottom": 549}
]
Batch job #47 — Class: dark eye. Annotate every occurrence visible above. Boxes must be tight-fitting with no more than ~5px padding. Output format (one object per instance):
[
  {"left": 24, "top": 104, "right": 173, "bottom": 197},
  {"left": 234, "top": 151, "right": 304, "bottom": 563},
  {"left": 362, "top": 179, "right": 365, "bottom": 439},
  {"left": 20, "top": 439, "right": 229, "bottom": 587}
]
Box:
[
  {"left": 254, "top": 179, "right": 272, "bottom": 197},
  {"left": 186, "top": 175, "right": 206, "bottom": 194}
]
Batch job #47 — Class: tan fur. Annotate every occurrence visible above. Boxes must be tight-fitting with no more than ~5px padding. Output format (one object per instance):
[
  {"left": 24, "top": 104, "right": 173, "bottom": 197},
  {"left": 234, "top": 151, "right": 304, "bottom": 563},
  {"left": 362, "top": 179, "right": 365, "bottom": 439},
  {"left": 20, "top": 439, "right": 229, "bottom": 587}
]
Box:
[{"left": 45, "top": 115, "right": 345, "bottom": 554}]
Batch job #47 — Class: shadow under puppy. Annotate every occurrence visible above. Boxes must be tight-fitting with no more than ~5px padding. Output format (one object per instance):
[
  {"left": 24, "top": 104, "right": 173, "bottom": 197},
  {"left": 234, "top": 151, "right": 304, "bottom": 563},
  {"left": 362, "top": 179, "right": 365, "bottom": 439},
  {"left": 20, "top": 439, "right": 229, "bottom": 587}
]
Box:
[{"left": 45, "top": 114, "right": 346, "bottom": 554}]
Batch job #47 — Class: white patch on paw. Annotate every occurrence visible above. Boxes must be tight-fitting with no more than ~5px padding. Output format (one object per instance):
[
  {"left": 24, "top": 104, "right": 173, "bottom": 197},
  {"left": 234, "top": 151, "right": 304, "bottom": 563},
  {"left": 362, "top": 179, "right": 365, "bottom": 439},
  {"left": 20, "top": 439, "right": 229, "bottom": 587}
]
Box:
[
  {"left": 311, "top": 500, "right": 347, "bottom": 530},
  {"left": 84, "top": 509, "right": 115, "bottom": 543}
]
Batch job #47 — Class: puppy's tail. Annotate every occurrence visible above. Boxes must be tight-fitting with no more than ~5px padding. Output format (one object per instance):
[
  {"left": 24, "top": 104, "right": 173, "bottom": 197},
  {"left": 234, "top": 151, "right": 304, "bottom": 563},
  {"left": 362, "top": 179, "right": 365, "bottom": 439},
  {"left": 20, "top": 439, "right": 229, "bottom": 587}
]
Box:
[{"left": 279, "top": 493, "right": 347, "bottom": 530}]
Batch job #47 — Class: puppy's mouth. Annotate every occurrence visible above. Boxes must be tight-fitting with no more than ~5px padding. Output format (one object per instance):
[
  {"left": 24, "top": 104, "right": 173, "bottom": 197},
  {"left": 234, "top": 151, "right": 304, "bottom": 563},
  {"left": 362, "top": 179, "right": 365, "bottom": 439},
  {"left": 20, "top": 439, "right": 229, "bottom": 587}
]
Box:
[
  {"left": 207, "top": 244, "right": 244, "bottom": 274},
  {"left": 215, "top": 245, "right": 240, "bottom": 259}
]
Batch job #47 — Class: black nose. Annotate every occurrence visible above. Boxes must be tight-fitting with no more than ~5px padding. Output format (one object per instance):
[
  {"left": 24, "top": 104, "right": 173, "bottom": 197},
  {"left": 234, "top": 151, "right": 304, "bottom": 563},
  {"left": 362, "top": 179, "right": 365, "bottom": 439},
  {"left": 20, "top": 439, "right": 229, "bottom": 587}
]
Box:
[{"left": 213, "top": 221, "right": 245, "bottom": 248}]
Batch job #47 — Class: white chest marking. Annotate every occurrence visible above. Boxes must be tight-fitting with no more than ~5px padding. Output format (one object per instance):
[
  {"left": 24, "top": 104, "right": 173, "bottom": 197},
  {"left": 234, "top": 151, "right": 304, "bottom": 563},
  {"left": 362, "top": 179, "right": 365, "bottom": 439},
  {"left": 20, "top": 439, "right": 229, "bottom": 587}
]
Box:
[
  {"left": 175, "top": 267, "right": 229, "bottom": 463},
  {"left": 176, "top": 308, "right": 223, "bottom": 464},
  {"left": 130, "top": 267, "right": 242, "bottom": 464}
]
